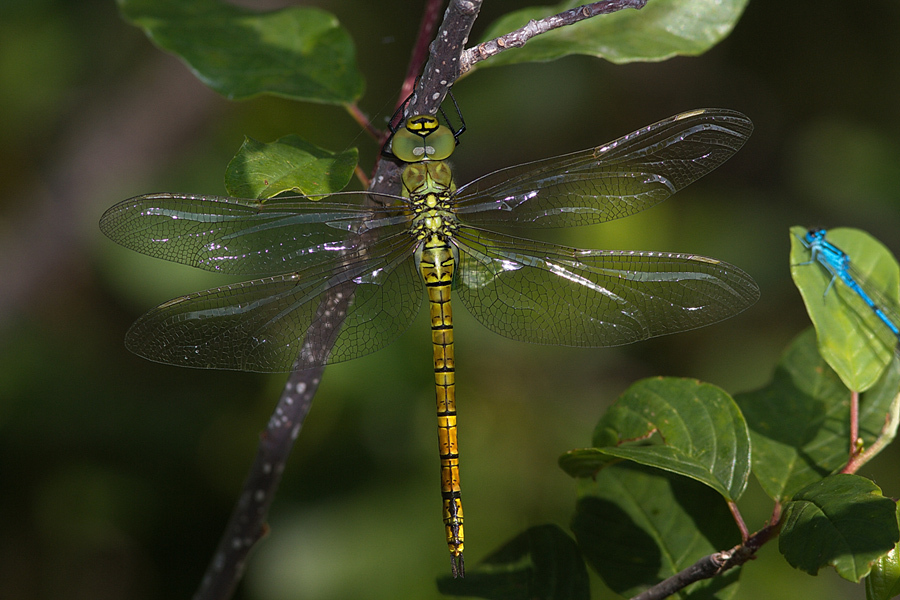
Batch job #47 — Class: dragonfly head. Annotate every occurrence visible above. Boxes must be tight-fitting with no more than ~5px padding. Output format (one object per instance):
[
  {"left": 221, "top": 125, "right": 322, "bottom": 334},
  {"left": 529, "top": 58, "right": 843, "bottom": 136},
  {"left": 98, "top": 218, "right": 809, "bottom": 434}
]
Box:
[
  {"left": 804, "top": 228, "right": 827, "bottom": 246},
  {"left": 386, "top": 115, "right": 457, "bottom": 163}
]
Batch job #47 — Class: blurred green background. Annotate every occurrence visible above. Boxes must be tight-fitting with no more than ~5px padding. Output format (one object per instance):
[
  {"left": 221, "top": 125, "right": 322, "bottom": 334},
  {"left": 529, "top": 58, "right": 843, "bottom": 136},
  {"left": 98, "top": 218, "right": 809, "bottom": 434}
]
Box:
[{"left": 2, "top": 0, "right": 899, "bottom": 598}]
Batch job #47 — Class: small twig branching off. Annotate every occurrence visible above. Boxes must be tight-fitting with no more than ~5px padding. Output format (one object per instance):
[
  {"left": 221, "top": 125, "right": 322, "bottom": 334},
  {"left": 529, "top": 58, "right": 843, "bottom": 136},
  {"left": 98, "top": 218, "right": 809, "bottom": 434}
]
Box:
[
  {"left": 844, "top": 391, "right": 898, "bottom": 474},
  {"left": 460, "top": 0, "right": 648, "bottom": 74},
  {"left": 346, "top": 102, "right": 381, "bottom": 142},
  {"left": 727, "top": 500, "right": 750, "bottom": 542}
]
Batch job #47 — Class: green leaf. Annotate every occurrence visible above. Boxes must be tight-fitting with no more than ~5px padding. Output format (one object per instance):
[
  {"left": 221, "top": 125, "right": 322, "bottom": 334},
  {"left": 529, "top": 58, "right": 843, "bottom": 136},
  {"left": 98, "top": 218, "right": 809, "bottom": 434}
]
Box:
[
  {"left": 868, "top": 547, "right": 900, "bottom": 600},
  {"left": 877, "top": 376, "right": 900, "bottom": 452},
  {"left": 118, "top": 0, "right": 364, "bottom": 102},
  {"left": 437, "top": 524, "right": 589, "bottom": 600},
  {"left": 779, "top": 474, "right": 899, "bottom": 582},
  {"left": 790, "top": 226, "right": 900, "bottom": 392},
  {"left": 736, "top": 328, "right": 900, "bottom": 502},
  {"left": 558, "top": 447, "right": 617, "bottom": 479},
  {"left": 572, "top": 463, "right": 741, "bottom": 599},
  {"left": 475, "top": 0, "right": 749, "bottom": 69},
  {"left": 560, "top": 377, "right": 751, "bottom": 501},
  {"left": 224, "top": 135, "right": 358, "bottom": 199},
  {"left": 866, "top": 503, "right": 900, "bottom": 600}
]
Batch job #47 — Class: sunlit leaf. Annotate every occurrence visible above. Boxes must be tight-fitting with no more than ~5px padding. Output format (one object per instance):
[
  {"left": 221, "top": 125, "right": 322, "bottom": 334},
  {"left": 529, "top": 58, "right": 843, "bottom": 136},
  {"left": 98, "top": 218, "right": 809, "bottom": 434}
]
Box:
[
  {"left": 779, "top": 474, "right": 899, "bottom": 582},
  {"left": 475, "top": 0, "right": 749, "bottom": 69},
  {"left": 560, "top": 377, "right": 751, "bottom": 501},
  {"left": 790, "top": 226, "right": 900, "bottom": 392},
  {"left": 118, "top": 0, "right": 364, "bottom": 102},
  {"left": 437, "top": 524, "right": 589, "bottom": 600},
  {"left": 572, "top": 463, "right": 741, "bottom": 599},
  {"left": 224, "top": 135, "right": 358, "bottom": 199},
  {"left": 866, "top": 503, "right": 900, "bottom": 600},
  {"left": 736, "top": 329, "right": 900, "bottom": 502}
]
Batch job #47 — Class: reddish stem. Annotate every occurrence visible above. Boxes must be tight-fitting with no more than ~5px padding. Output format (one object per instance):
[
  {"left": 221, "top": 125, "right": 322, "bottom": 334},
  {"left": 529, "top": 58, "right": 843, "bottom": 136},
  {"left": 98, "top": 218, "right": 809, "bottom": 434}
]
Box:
[
  {"left": 844, "top": 409, "right": 896, "bottom": 474},
  {"left": 397, "top": 0, "right": 444, "bottom": 112},
  {"left": 346, "top": 102, "right": 380, "bottom": 142},
  {"left": 842, "top": 390, "right": 861, "bottom": 473},
  {"left": 727, "top": 500, "right": 750, "bottom": 542}
]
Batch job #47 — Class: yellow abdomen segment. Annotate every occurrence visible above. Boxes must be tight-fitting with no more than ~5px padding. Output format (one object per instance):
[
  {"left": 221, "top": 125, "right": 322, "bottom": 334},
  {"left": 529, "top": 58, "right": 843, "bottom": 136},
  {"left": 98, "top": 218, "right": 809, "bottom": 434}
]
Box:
[{"left": 420, "top": 234, "right": 464, "bottom": 577}]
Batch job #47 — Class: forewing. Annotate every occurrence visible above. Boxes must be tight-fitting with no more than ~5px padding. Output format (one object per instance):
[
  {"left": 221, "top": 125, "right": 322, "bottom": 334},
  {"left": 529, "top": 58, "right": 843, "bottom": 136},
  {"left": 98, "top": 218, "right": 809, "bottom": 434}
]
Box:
[
  {"left": 124, "top": 231, "right": 422, "bottom": 372},
  {"left": 100, "top": 192, "right": 410, "bottom": 276},
  {"left": 454, "top": 228, "right": 759, "bottom": 347},
  {"left": 453, "top": 109, "right": 752, "bottom": 228}
]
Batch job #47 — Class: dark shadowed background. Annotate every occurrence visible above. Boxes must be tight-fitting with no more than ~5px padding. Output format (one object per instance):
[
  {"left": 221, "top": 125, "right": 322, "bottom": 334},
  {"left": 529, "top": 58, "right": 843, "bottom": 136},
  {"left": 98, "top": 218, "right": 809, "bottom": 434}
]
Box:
[{"left": 2, "top": 0, "right": 899, "bottom": 598}]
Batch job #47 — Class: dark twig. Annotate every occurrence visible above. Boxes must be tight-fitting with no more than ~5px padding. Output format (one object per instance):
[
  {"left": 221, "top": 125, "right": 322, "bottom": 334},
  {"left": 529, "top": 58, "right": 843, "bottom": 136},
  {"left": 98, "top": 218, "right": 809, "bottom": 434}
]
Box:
[
  {"left": 192, "top": 366, "right": 323, "bottom": 600},
  {"left": 460, "top": 0, "right": 647, "bottom": 74},
  {"left": 398, "top": 0, "right": 483, "bottom": 121},
  {"left": 194, "top": 283, "right": 353, "bottom": 600},
  {"left": 630, "top": 518, "right": 781, "bottom": 600},
  {"left": 630, "top": 552, "right": 730, "bottom": 600}
]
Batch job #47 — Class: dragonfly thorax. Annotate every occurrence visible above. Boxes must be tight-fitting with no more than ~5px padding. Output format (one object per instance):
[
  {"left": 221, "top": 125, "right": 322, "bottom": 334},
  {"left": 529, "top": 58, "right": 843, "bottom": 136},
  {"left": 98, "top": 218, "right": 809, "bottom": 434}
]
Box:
[
  {"left": 410, "top": 194, "right": 457, "bottom": 242},
  {"left": 401, "top": 160, "right": 455, "bottom": 197},
  {"left": 404, "top": 160, "right": 458, "bottom": 242}
]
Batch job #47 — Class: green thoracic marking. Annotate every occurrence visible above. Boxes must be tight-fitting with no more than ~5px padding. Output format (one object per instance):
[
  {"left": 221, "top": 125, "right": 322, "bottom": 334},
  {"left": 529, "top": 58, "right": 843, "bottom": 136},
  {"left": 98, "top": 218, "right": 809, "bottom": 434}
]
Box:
[{"left": 99, "top": 108, "right": 759, "bottom": 578}]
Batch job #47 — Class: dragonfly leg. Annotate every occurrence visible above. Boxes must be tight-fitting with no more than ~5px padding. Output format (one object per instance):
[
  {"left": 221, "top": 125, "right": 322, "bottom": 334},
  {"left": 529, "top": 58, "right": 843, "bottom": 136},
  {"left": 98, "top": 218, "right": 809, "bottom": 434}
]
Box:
[{"left": 823, "top": 274, "right": 838, "bottom": 298}]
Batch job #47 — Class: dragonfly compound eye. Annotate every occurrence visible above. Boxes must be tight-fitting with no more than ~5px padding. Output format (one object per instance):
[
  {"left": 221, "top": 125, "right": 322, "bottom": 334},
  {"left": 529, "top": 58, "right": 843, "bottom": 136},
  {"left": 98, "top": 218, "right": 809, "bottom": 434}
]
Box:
[{"left": 391, "top": 116, "right": 457, "bottom": 162}]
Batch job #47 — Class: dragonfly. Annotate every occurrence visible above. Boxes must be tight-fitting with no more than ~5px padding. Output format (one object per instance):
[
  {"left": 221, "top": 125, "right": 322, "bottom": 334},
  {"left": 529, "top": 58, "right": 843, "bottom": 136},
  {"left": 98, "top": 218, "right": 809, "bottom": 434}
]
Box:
[
  {"left": 798, "top": 229, "right": 900, "bottom": 341},
  {"left": 100, "top": 107, "right": 759, "bottom": 577}
]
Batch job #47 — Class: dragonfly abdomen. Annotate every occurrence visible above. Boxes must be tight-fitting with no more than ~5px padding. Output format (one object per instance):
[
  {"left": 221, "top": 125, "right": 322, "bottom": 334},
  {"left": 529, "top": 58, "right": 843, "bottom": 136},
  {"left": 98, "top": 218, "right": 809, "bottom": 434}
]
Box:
[{"left": 420, "top": 233, "right": 464, "bottom": 576}]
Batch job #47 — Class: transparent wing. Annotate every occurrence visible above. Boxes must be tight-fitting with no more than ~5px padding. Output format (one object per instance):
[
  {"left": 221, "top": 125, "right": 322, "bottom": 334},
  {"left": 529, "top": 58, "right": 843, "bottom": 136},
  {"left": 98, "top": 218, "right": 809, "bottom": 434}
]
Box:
[
  {"left": 452, "top": 109, "right": 752, "bottom": 228},
  {"left": 453, "top": 227, "right": 759, "bottom": 347},
  {"left": 100, "top": 192, "right": 411, "bottom": 277},
  {"left": 842, "top": 261, "right": 900, "bottom": 347},
  {"left": 124, "top": 231, "right": 422, "bottom": 372}
]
